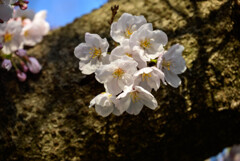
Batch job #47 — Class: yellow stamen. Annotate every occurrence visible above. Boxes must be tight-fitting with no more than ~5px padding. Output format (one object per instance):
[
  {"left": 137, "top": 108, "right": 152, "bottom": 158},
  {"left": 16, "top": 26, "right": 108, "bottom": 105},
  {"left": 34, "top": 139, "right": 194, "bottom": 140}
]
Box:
[
  {"left": 101, "top": 92, "right": 112, "bottom": 98},
  {"left": 125, "top": 27, "right": 133, "bottom": 38},
  {"left": 130, "top": 91, "right": 139, "bottom": 103},
  {"left": 112, "top": 68, "right": 124, "bottom": 78},
  {"left": 142, "top": 73, "right": 152, "bottom": 81},
  {"left": 140, "top": 38, "right": 151, "bottom": 49},
  {"left": 24, "top": 30, "right": 29, "bottom": 37},
  {"left": 4, "top": 32, "right": 12, "bottom": 43},
  {"left": 162, "top": 59, "right": 171, "bottom": 71},
  {"left": 89, "top": 47, "right": 102, "bottom": 58},
  {"left": 22, "top": 16, "right": 27, "bottom": 20},
  {"left": 125, "top": 53, "right": 132, "bottom": 57}
]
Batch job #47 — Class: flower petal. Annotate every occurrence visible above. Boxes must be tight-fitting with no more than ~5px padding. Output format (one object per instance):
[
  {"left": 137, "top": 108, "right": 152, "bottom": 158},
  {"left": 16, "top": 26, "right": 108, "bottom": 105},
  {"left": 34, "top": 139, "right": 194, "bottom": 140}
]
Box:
[
  {"left": 0, "top": 4, "right": 13, "bottom": 21},
  {"left": 85, "top": 32, "right": 102, "bottom": 47},
  {"left": 116, "top": 92, "right": 131, "bottom": 113},
  {"left": 104, "top": 78, "right": 122, "bottom": 95},
  {"left": 112, "top": 106, "right": 122, "bottom": 116},
  {"left": 126, "top": 101, "right": 144, "bottom": 115},
  {"left": 74, "top": 43, "right": 91, "bottom": 61},
  {"left": 164, "top": 69, "right": 181, "bottom": 88},
  {"left": 164, "top": 44, "right": 184, "bottom": 60},
  {"left": 95, "top": 64, "right": 114, "bottom": 83},
  {"left": 79, "top": 58, "right": 100, "bottom": 75},
  {"left": 136, "top": 86, "right": 158, "bottom": 110},
  {"left": 152, "top": 30, "right": 168, "bottom": 46},
  {"left": 95, "top": 105, "right": 114, "bottom": 117}
]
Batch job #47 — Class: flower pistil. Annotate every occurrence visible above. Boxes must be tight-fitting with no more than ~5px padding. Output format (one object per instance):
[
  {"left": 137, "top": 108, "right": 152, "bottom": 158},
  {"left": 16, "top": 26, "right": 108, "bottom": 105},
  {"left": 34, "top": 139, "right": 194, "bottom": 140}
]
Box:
[
  {"left": 162, "top": 59, "right": 171, "bottom": 71},
  {"left": 142, "top": 73, "right": 152, "bottom": 81},
  {"left": 125, "top": 26, "right": 133, "bottom": 38},
  {"left": 130, "top": 91, "right": 139, "bottom": 103},
  {"left": 125, "top": 52, "right": 132, "bottom": 57},
  {"left": 89, "top": 47, "right": 102, "bottom": 58},
  {"left": 112, "top": 68, "right": 124, "bottom": 78},
  {"left": 4, "top": 32, "right": 12, "bottom": 43},
  {"left": 24, "top": 30, "right": 29, "bottom": 37},
  {"left": 140, "top": 38, "right": 151, "bottom": 49}
]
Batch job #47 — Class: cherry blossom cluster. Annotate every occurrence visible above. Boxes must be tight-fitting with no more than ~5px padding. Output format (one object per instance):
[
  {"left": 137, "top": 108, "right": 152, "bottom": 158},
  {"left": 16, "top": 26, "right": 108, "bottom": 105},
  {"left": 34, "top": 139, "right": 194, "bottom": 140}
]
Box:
[
  {"left": 0, "top": 0, "right": 29, "bottom": 23},
  {"left": 207, "top": 145, "right": 240, "bottom": 161},
  {"left": 0, "top": 8, "right": 50, "bottom": 81},
  {"left": 74, "top": 13, "right": 186, "bottom": 117}
]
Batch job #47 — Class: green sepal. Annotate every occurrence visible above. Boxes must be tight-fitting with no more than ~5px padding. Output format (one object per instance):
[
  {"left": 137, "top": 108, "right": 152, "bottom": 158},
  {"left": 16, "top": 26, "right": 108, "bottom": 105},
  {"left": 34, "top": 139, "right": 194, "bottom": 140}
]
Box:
[
  {"left": 2, "top": 54, "right": 12, "bottom": 59},
  {"left": 150, "top": 59, "right": 157, "bottom": 64}
]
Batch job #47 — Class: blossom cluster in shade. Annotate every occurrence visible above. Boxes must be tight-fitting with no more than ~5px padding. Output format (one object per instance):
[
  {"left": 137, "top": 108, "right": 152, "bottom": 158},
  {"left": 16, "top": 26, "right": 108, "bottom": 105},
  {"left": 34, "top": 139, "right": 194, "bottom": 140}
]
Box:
[
  {"left": 74, "top": 13, "right": 187, "bottom": 117},
  {"left": 206, "top": 145, "right": 240, "bottom": 161},
  {"left": 0, "top": 8, "right": 50, "bottom": 81},
  {"left": 0, "top": 0, "right": 29, "bottom": 23}
]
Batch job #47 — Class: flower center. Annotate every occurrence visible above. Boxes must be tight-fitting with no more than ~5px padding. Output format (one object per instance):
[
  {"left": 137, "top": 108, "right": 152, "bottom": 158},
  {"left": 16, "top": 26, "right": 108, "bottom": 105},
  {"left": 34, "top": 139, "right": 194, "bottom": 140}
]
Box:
[
  {"left": 24, "top": 30, "right": 29, "bottom": 37},
  {"left": 130, "top": 91, "right": 139, "bottom": 103},
  {"left": 112, "top": 68, "right": 124, "bottom": 78},
  {"left": 142, "top": 73, "right": 152, "bottom": 81},
  {"left": 125, "top": 27, "right": 133, "bottom": 38},
  {"left": 125, "top": 53, "right": 132, "bottom": 57},
  {"left": 162, "top": 59, "right": 171, "bottom": 71},
  {"left": 140, "top": 38, "right": 151, "bottom": 49},
  {"left": 89, "top": 47, "right": 102, "bottom": 58},
  {"left": 21, "top": 16, "right": 27, "bottom": 20},
  {"left": 4, "top": 32, "right": 12, "bottom": 43},
  {"left": 108, "top": 94, "right": 112, "bottom": 98}
]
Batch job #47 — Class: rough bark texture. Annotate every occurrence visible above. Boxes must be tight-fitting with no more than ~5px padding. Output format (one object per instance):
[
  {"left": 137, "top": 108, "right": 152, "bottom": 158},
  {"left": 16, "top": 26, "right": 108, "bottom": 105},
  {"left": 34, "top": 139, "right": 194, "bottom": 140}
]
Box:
[{"left": 1, "top": 0, "right": 240, "bottom": 160}]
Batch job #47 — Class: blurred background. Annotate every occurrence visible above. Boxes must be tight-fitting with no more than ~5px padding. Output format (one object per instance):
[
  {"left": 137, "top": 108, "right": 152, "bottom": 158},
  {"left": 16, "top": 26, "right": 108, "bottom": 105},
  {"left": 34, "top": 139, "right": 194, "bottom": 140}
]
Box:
[{"left": 28, "top": 0, "right": 108, "bottom": 28}]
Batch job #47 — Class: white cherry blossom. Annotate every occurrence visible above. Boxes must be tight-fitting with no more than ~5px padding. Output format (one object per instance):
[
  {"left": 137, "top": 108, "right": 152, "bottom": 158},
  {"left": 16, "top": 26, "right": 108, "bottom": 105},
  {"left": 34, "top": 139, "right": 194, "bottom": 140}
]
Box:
[
  {"left": 0, "top": 4, "right": 12, "bottom": 23},
  {"left": 134, "top": 66, "right": 165, "bottom": 92},
  {"left": 0, "top": 0, "right": 14, "bottom": 22},
  {"left": 116, "top": 85, "right": 158, "bottom": 115},
  {"left": 110, "top": 39, "right": 147, "bottom": 69},
  {"left": 129, "top": 23, "right": 168, "bottom": 61},
  {"left": 21, "top": 10, "right": 50, "bottom": 46},
  {"left": 73, "top": 12, "right": 187, "bottom": 117},
  {"left": 0, "top": 0, "right": 18, "bottom": 22},
  {"left": 110, "top": 13, "right": 147, "bottom": 44},
  {"left": 10, "top": 0, "right": 17, "bottom": 3},
  {"left": 89, "top": 92, "right": 122, "bottom": 117},
  {"left": 95, "top": 57, "right": 138, "bottom": 95},
  {"left": 157, "top": 44, "right": 186, "bottom": 88},
  {"left": 0, "top": 20, "right": 23, "bottom": 54},
  {"left": 74, "top": 32, "right": 109, "bottom": 75}
]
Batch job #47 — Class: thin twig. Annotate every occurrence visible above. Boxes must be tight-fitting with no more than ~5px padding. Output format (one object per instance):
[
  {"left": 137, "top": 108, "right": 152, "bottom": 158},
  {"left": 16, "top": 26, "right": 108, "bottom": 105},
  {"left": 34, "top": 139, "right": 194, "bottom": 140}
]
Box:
[{"left": 108, "top": 5, "right": 119, "bottom": 25}]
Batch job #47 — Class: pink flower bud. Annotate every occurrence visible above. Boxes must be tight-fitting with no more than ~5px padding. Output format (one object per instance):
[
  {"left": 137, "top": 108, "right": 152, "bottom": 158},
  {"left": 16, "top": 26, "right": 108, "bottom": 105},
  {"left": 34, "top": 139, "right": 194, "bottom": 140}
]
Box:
[
  {"left": 27, "top": 57, "right": 42, "bottom": 74},
  {"left": 20, "top": 3, "right": 28, "bottom": 10},
  {"left": 1, "top": 59, "right": 12, "bottom": 71},
  {"left": 16, "top": 70, "right": 27, "bottom": 82},
  {"left": 13, "top": 0, "right": 29, "bottom": 10},
  {"left": 16, "top": 49, "right": 27, "bottom": 57},
  {"left": 20, "top": 61, "right": 28, "bottom": 72}
]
